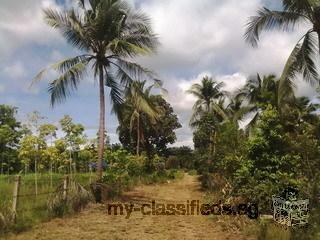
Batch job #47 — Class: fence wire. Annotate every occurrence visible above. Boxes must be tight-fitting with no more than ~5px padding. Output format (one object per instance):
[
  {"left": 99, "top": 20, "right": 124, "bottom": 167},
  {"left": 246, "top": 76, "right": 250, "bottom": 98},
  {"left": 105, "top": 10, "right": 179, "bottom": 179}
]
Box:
[{"left": 0, "top": 173, "right": 92, "bottom": 219}]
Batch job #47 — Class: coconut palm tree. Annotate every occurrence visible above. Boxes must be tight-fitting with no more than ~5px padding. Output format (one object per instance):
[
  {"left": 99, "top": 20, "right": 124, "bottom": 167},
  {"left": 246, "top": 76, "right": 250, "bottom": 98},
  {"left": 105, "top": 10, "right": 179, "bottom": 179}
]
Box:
[
  {"left": 237, "top": 74, "right": 281, "bottom": 130},
  {"left": 33, "top": 0, "right": 158, "bottom": 180},
  {"left": 187, "top": 76, "right": 227, "bottom": 156},
  {"left": 224, "top": 93, "right": 247, "bottom": 124},
  {"left": 245, "top": 0, "right": 320, "bottom": 104},
  {"left": 187, "top": 76, "right": 227, "bottom": 126},
  {"left": 118, "top": 80, "right": 160, "bottom": 155}
]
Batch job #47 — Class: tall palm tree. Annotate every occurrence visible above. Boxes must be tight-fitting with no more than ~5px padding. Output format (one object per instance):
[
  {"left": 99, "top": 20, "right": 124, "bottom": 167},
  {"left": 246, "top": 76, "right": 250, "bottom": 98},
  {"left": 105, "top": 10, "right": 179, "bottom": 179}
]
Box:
[
  {"left": 245, "top": 0, "right": 320, "bottom": 104},
  {"left": 187, "top": 76, "right": 227, "bottom": 156},
  {"left": 187, "top": 76, "right": 227, "bottom": 126},
  {"left": 33, "top": 0, "right": 158, "bottom": 180},
  {"left": 237, "top": 74, "right": 282, "bottom": 130},
  {"left": 118, "top": 80, "right": 161, "bottom": 155},
  {"left": 224, "top": 93, "right": 247, "bottom": 123}
]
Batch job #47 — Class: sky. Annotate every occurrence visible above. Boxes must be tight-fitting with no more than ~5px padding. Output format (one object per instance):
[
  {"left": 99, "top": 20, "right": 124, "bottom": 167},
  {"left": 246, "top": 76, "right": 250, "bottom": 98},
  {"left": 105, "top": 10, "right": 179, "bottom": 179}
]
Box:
[{"left": 0, "top": 0, "right": 317, "bottom": 147}]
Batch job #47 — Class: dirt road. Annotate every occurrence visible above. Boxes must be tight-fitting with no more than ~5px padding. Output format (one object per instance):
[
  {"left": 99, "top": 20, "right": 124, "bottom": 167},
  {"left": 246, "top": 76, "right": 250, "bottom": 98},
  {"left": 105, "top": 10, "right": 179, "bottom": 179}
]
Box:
[{"left": 7, "top": 174, "right": 255, "bottom": 240}]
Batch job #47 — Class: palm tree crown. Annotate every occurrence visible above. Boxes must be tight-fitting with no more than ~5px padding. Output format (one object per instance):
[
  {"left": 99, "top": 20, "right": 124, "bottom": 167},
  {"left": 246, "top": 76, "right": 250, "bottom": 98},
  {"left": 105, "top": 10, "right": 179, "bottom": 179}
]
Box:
[
  {"left": 236, "top": 74, "right": 282, "bottom": 130},
  {"left": 187, "top": 76, "right": 226, "bottom": 126}
]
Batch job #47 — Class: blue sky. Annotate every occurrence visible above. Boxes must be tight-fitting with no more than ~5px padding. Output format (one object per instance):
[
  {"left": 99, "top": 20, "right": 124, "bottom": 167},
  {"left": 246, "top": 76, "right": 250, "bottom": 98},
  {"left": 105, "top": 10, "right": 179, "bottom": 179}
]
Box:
[{"left": 0, "top": 0, "right": 316, "bottom": 146}]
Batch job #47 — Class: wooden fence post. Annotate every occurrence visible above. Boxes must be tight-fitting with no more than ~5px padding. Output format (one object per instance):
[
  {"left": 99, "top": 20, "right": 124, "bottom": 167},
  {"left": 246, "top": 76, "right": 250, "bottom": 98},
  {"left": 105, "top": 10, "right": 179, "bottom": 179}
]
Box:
[
  {"left": 12, "top": 175, "right": 21, "bottom": 222},
  {"left": 63, "top": 175, "right": 69, "bottom": 201}
]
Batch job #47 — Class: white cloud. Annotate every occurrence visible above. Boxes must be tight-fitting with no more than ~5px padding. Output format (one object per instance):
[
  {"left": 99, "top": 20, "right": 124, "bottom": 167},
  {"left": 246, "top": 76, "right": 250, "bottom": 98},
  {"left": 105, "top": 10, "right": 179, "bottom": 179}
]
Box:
[
  {"left": 137, "top": 0, "right": 310, "bottom": 78},
  {"left": 3, "top": 61, "right": 26, "bottom": 79},
  {"left": 50, "top": 50, "right": 65, "bottom": 62},
  {"left": 0, "top": 0, "right": 63, "bottom": 59},
  {"left": 134, "top": 0, "right": 313, "bottom": 147},
  {"left": 2, "top": 61, "right": 41, "bottom": 95},
  {"left": 0, "top": 85, "right": 5, "bottom": 93}
]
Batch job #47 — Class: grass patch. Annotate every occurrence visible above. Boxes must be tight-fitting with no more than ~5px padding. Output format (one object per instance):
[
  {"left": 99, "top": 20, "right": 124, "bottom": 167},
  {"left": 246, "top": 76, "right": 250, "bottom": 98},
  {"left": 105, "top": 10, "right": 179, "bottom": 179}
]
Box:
[
  {"left": 188, "top": 169, "right": 198, "bottom": 176},
  {"left": 0, "top": 173, "right": 92, "bottom": 236}
]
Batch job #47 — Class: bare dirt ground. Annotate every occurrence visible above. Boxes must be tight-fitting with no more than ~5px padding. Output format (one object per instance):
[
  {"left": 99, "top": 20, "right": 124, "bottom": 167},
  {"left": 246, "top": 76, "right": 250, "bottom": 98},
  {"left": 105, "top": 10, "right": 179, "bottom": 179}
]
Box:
[{"left": 7, "top": 174, "right": 256, "bottom": 240}]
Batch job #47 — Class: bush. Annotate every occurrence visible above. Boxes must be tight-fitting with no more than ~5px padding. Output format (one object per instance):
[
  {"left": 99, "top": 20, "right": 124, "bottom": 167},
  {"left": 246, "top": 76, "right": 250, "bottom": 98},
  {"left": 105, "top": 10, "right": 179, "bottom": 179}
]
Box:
[
  {"left": 167, "top": 146, "right": 195, "bottom": 169},
  {"left": 48, "top": 179, "right": 93, "bottom": 217},
  {"left": 165, "top": 156, "right": 180, "bottom": 169},
  {"left": 0, "top": 208, "right": 13, "bottom": 236},
  {"left": 188, "top": 169, "right": 198, "bottom": 176}
]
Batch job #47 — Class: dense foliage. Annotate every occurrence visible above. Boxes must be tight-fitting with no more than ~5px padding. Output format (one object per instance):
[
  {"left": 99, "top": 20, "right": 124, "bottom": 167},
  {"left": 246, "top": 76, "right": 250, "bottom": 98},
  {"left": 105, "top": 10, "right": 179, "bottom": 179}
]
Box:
[{"left": 189, "top": 73, "right": 320, "bottom": 240}]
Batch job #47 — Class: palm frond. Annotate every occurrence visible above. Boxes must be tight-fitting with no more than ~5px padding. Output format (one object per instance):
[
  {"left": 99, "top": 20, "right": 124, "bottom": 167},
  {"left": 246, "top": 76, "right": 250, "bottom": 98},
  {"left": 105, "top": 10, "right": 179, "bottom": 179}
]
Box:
[
  {"left": 32, "top": 55, "right": 90, "bottom": 86},
  {"left": 278, "top": 30, "right": 318, "bottom": 106},
  {"left": 52, "top": 55, "right": 92, "bottom": 73},
  {"left": 105, "top": 70, "right": 123, "bottom": 115},
  {"left": 44, "top": 8, "right": 91, "bottom": 51},
  {"left": 48, "top": 62, "right": 88, "bottom": 106},
  {"left": 283, "top": 0, "right": 313, "bottom": 18},
  {"left": 233, "top": 105, "right": 257, "bottom": 122},
  {"left": 210, "top": 103, "right": 228, "bottom": 121},
  {"left": 245, "top": 7, "right": 304, "bottom": 47},
  {"left": 110, "top": 58, "right": 156, "bottom": 87}
]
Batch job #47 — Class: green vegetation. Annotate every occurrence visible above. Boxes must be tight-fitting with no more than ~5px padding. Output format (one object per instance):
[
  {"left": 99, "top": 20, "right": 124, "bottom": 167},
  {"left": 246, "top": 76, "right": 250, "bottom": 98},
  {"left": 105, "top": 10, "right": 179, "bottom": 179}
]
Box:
[
  {"left": 190, "top": 72, "right": 320, "bottom": 238},
  {"left": 0, "top": 173, "right": 92, "bottom": 234}
]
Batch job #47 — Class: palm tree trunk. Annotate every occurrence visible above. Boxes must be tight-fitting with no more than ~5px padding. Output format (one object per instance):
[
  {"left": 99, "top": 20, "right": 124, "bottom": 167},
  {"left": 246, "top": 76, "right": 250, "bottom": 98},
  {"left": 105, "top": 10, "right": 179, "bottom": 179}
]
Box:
[
  {"left": 137, "top": 117, "right": 140, "bottom": 156},
  {"left": 318, "top": 32, "right": 320, "bottom": 56},
  {"left": 97, "top": 65, "right": 105, "bottom": 181},
  {"left": 209, "top": 133, "right": 213, "bottom": 156},
  {"left": 213, "top": 131, "right": 217, "bottom": 156}
]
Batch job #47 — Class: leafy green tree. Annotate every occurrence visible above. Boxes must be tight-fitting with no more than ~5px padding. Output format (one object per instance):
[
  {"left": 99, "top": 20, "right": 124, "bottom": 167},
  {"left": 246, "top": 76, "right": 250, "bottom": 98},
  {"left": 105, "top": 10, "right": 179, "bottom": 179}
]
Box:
[
  {"left": 167, "top": 146, "right": 194, "bottom": 169},
  {"left": 18, "top": 135, "right": 46, "bottom": 174},
  {"left": 60, "top": 115, "right": 86, "bottom": 173},
  {"left": 26, "top": 111, "right": 45, "bottom": 134},
  {"left": 234, "top": 105, "right": 300, "bottom": 211},
  {"left": 34, "top": 0, "right": 159, "bottom": 180},
  {"left": 0, "top": 105, "right": 22, "bottom": 174},
  {"left": 39, "top": 124, "right": 58, "bottom": 145},
  {"left": 118, "top": 95, "right": 181, "bottom": 156},
  {"left": 245, "top": 0, "right": 320, "bottom": 104},
  {"left": 39, "top": 123, "right": 58, "bottom": 181},
  {"left": 53, "top": 138, "right": 71, "bottom": 172},
  {"left": 193, "top": 112, "right": 218, "bottom": 155}
]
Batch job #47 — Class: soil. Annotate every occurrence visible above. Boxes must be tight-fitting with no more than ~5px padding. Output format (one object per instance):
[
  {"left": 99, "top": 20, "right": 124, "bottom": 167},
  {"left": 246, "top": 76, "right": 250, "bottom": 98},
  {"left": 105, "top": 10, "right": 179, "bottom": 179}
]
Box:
[{"left": 6, "top": 174, "right": 256, "bottom": 240}]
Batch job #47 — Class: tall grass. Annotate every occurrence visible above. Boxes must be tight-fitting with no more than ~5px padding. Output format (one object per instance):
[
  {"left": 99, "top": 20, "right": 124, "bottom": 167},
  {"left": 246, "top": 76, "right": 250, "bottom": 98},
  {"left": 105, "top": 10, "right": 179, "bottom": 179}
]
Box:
[{"left": 0, "top": 173, "right": 92, "bottom": 235}]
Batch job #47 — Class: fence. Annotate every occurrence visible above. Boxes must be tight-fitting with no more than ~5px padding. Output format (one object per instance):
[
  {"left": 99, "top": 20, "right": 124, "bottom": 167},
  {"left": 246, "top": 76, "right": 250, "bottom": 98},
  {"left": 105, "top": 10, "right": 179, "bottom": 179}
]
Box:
[{"left": 0, "top": 173, "right": 93, "bottom": 226}]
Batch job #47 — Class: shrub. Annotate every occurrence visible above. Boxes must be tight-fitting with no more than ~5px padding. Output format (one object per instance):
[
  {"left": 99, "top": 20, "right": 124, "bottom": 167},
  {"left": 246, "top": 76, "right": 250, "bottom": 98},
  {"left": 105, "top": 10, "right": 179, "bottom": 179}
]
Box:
[
  {"left": 47, "top": 179, "right": 93, "bottom": 217},
  {"left": 0, "top": 209, "right": 13, "bottom": 235},
  {"left": 165, "top": 156, "right": 180, "bottom": 169},
  {"left": 188, "top": 169, "right": 198, "bottom": 176}
]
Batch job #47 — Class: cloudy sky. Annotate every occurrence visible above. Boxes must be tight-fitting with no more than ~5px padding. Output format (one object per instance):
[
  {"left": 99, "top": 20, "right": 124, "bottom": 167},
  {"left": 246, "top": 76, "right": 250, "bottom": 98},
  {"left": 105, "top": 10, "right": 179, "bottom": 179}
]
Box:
[{"left": 0, "top": 0, "right": 317, "bottom": 147}]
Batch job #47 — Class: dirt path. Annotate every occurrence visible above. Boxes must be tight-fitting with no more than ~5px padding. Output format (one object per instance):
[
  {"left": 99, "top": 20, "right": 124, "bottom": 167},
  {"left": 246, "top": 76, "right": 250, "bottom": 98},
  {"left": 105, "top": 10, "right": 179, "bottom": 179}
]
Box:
[{"left": 7, "top": 174, "right": 254, "bottom": 240}]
